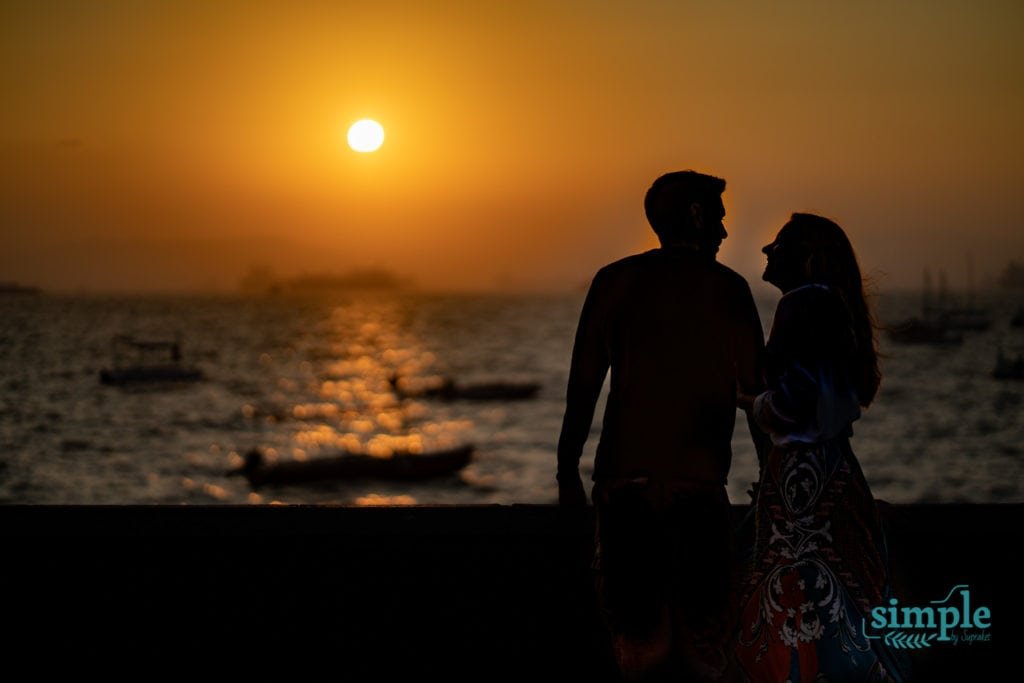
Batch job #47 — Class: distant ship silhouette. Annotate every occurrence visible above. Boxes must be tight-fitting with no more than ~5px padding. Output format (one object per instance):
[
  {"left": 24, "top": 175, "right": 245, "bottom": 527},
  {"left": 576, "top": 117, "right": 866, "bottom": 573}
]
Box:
[
  {"left": 0, "top": 281, "right": 41, "bottom": 295},
  {"left": 240, "top": 267, "right": 411, "bottom": 295},
  {"left": 997, "top": 261, "right": 1024, "bottom": 290},
  {"left": 389, "top": 373, "right": 541, "bottom": 401}
]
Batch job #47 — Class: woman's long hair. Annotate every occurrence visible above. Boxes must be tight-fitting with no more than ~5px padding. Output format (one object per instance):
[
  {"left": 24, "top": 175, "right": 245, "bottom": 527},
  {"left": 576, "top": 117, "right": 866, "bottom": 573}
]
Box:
[{"left": 784, "top": 213, "right": 881, "bottom": 406}]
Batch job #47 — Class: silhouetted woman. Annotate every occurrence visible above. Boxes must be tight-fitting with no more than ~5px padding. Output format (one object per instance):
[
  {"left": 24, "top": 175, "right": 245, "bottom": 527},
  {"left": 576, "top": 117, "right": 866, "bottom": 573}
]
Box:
[{"left": 735, "top": 214, "right": 907, "bottom": 682}]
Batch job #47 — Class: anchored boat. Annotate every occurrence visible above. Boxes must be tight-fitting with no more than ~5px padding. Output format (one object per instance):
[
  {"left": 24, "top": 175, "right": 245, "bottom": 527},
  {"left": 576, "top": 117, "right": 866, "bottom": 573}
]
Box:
[
  {"left": 99, "top": 335, "right": 203, "bottom": 385},
  {"left": 228, "top": 444, "right": 475, "bottom": 487}
]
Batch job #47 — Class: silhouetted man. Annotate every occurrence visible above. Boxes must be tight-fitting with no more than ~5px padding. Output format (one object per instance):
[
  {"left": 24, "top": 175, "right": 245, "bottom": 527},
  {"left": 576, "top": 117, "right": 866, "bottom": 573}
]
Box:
[{"left": 556, "top": 170, "right": 765, "bottom": 681}]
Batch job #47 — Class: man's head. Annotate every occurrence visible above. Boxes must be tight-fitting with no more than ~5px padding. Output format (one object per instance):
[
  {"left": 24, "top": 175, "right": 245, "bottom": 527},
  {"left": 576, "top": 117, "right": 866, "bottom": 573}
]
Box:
[{"left": 644, "top": 170, "right": 727, "bottom": 255}]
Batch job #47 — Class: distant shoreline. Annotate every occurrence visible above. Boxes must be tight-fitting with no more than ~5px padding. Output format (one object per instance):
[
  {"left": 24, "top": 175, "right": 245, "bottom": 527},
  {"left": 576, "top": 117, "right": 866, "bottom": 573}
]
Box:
[
  {"left": 7, "top": 286, "right": 1020, "bottom": 297},
  {"left": 0, "top": 282, "right": 42, "bottom": 295}
]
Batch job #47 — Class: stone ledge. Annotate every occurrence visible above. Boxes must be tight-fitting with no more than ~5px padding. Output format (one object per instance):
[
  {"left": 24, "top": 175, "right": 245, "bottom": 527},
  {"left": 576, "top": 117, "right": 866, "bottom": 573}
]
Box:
[{"left": 1, "top": 504, "right": 1019, "bottom": 678}]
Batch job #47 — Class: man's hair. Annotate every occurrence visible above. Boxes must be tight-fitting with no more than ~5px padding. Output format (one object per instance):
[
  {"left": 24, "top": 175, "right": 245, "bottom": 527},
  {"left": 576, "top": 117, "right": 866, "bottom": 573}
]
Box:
[{"left": 644, "top": 170, "right": 726, "bottom": 239}]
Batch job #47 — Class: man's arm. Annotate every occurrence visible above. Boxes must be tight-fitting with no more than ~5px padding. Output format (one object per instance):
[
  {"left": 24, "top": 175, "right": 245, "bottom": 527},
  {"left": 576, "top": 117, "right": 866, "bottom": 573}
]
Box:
[
  {"left": 735, "top": 280, "right": 771, "bottom": 471},
  {"left": 556, "top": 272, "right": 610, "bottom": 507}
]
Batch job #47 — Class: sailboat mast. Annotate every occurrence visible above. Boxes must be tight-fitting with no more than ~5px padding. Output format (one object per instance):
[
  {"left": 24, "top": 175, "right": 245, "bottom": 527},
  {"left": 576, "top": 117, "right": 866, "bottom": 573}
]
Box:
[
  {"left": 938, "top": 268, "right": 949, "bottom": 313},
  {"left": 922, "top": 267, "right": 933, "bottom": 318},
  {"left": 966, "top": 252, "right": 975, "bottom": 308}
]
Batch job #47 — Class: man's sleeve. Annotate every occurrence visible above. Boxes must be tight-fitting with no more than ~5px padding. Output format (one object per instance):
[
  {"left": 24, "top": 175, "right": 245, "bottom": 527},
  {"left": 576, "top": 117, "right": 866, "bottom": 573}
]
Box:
[
  {"left": 735, "top": 280, "right": 765, "bottom": 397},
  {"left": 735, "top": 279, "right": 771, "bottom": 467},
  {"left": 556, "top": 270, "right": 611, "bottom": 477}
]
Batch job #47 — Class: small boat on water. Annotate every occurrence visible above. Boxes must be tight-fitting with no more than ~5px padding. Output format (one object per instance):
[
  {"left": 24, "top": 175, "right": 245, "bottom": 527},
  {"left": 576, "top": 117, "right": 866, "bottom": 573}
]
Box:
[
  {"left": 99, "top": 335, "right": 203, "bottom": 385},
  {"left": 885, "top": 318, "right": 963, "bottom": 346},
  {"left": 228, "top": 444, "right": 475, "bottom": 487},
  {"left": 0, "top": 281, "right": 41, "bottom": 295},
  {"left": 993, "top": 348, "right": 1024, "bottom": 380},
  {"left": 389, "top": 374, "right": 541, "bottom": 401},
  {"left": 937, "top": 307, "right": 993, "bottom": 332},
  {"left": 887, "top": 267, "right": 989, "bottom": 344}
]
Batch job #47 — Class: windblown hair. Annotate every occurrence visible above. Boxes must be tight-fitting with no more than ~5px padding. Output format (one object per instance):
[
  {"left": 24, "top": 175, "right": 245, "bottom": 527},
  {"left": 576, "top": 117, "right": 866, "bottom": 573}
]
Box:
[
  {"left": 644, "top": 170, "right": 726, "bottom": 240},
  {"left": 784, "top": 213, "right": 881, "bottom": 406}
]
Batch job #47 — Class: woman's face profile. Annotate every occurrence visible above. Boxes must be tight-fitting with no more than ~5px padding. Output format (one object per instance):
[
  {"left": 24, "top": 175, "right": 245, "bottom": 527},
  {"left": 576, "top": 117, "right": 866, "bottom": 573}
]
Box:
[{"left": 761, "top": 224, "right": 806, "bottom": 292}]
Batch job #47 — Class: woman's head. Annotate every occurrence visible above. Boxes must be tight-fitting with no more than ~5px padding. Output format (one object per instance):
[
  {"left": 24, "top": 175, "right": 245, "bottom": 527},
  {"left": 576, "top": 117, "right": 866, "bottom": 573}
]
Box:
[
  {"left": 763, "top": 213, "right": 881, "bottom": 405},
  {"left": 762, "top": 213, "right": 861, "bottom": 293}
]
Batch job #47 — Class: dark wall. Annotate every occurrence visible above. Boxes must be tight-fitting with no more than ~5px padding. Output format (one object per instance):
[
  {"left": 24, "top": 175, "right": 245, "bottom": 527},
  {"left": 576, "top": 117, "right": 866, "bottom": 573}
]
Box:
[{"left": 2, "top": 504, "right": 1019, "bottom": 680}]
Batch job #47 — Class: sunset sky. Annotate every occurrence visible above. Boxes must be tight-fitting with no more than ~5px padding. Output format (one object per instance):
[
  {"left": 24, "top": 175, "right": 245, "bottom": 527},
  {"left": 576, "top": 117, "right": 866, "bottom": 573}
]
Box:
[{"left": 2, "top": 0, "right": 1021, "bottom": 294}]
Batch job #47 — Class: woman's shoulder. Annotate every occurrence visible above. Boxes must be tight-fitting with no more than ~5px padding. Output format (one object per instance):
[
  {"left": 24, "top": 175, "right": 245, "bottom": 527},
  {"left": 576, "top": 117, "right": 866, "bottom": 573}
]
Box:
[
  {"left": 771, "top": 284, "right": 849, "bottom": 352},
  {"left": 780, "top": 283, "right": 833, "bottom": 305},
  {"left": 776, "top": 283, "right": 834, "bottom": 322}
]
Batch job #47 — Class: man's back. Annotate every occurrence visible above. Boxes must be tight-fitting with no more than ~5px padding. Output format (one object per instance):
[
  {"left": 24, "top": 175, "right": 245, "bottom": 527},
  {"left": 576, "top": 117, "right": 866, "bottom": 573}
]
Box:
[
  {"left": 555, "top": 170, "right": 766, "bottom": 680},
  {"left": 565, "top": 247, "right": 762, "bottom": 485}
]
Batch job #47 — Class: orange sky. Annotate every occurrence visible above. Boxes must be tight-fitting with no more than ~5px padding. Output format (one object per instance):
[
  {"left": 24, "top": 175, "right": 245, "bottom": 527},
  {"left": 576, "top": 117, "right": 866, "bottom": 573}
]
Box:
[{"left": 1, "top": 1, "right": 1022, "bottom": 294}]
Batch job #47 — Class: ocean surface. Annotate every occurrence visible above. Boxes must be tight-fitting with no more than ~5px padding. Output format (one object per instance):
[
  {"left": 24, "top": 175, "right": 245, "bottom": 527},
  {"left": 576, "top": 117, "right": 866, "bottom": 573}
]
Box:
[{"left": 1, "top": 288, "right": 1022, "bottom": 506}]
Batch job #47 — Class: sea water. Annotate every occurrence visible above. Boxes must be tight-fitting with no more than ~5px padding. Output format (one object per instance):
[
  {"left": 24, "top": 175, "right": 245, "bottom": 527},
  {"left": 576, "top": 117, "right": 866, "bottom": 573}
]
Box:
[{"left": 1, "top": 289, "right": 1021, "bottom": 505}]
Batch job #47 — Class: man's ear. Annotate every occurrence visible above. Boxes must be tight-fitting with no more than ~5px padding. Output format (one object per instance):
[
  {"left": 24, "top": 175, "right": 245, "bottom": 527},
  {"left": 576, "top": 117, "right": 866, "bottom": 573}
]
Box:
[{"left": 689, "top": 202, "right": 703, "bottom": 229}]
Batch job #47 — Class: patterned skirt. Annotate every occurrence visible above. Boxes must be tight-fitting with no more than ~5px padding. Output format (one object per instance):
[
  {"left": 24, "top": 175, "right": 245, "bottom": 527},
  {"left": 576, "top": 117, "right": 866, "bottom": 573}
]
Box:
[{"left": 735, "top": 438, "right": 908, "bottom": 682}]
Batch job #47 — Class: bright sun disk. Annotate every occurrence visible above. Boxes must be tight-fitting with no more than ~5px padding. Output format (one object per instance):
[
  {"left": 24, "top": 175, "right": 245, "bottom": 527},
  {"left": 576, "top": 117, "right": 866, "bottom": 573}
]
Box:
[{"left": 347, "top": 119, "right": 385, "bottom": 153}]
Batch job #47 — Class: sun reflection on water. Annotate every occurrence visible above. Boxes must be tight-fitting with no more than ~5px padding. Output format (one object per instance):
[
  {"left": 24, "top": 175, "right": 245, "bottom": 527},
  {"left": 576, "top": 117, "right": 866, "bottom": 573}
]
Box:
[
  {"left": 355, "top": 493, "right": 418, "bottom": 506},
  {"left": 238, "top": 297, "right": 476, "bottom": 479}
]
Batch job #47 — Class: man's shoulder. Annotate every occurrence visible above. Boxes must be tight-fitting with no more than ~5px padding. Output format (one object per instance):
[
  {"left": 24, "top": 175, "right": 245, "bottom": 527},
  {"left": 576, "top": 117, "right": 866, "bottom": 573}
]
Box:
[
  {"left": 705, "top": 259, "right": 745, "bottom": 280},
  {"left": 591, "top": 251, "right": 659, "bottom": 283},
  {"left": 710, "top": 261, "right": 755, "bottom": 292},
  {"left": 598, "top": 251, "right": 658, "bottom": 272}
]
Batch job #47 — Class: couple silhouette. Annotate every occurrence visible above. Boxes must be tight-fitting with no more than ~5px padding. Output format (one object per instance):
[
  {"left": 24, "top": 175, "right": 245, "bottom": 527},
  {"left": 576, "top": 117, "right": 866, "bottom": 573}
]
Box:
[{"left": 557, "top": 171, "right": 908, "bottom": 682}]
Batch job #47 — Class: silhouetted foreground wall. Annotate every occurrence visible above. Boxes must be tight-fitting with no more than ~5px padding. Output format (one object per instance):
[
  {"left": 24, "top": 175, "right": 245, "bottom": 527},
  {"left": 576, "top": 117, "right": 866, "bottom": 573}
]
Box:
[{"left": 2, "top": 504, "right": 1020, "bottom": 679}]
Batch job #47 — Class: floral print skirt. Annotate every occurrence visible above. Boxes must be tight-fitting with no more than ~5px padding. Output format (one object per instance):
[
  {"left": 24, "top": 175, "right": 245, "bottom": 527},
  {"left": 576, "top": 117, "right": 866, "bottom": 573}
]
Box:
[{"left": 735, "top": 438, "right": 908, "bottom": 682}]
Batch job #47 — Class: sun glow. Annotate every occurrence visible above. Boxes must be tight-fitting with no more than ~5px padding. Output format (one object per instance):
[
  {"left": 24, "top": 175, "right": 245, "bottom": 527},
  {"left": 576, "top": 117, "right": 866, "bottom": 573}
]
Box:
[{"left": 347, "top": 119, "right": 385, "bottom": 153}]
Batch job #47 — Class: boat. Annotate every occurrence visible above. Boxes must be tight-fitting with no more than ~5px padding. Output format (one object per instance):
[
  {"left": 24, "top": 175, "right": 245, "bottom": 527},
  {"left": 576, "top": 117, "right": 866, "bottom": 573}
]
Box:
[
  {"left": 99, "top": 335, "right": 203, "bottom": 385},
  {"left": 936, "top": 257, "right": 992, "bottom": 331},
  {"left": 937, "top": 307, "right": 993, "bottom": 332},
  {"left": 0, "top": 281, "right": 41, "bottom": 295},
  {"left": 240, "top": 266, "right": 412, "bottom": 295},
  {"left": 389, "top": 374, "right": 541, "bottom": 401},
  {"left": 448, "top": 382, "right": 541, "bottom": 400},
  {"left": 886, "top": 318, "right": 963, "bottom": 346},
  {"left": 997, "top": 261, "right": 1024, "bottom": 290},
  {"left": 993, "top": 348, "right": 1024, "bottom": 380},
  {"left": 228, "top": 444, "right": 474, "bottom": 487},
  {"left": 886, "top": 268, "right": 979, "bottom": 345}
]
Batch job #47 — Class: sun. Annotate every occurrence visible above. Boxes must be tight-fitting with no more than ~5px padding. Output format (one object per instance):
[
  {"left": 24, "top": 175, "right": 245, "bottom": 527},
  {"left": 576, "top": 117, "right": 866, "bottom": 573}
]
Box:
[{"left": 347, "top": 119, "right": 385, "bottom": 153}]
